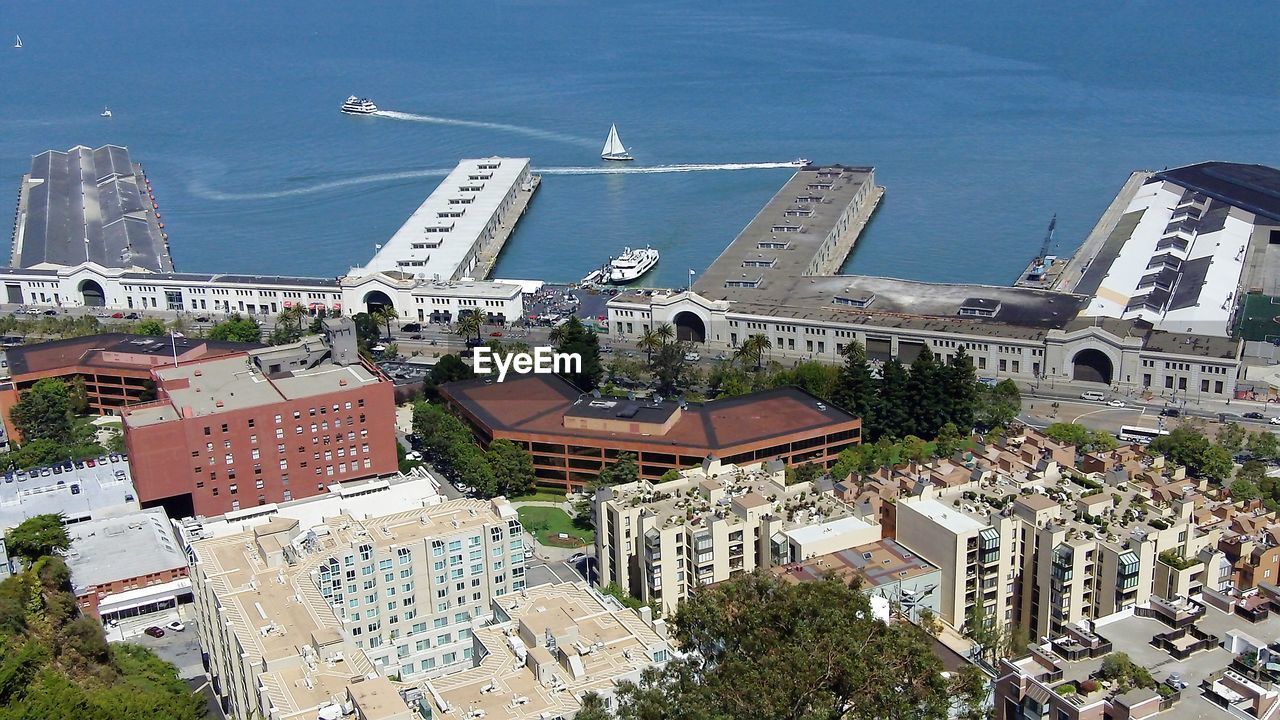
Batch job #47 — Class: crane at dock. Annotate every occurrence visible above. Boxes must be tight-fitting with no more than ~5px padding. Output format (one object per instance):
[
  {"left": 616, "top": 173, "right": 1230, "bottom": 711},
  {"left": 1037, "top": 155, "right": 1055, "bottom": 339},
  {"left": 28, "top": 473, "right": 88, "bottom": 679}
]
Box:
[{"left": 1037, "top": 214, "right": 1057, "bottom": 262}]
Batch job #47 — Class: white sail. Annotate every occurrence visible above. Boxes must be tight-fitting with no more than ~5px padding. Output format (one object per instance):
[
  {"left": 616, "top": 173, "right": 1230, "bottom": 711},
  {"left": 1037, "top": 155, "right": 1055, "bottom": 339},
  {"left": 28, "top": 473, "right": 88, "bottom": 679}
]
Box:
[
  {"left": 13, "top": 35, "right": 22, "bottom": 49},
  {"left": 601, "top": 124, "right": 624, "bottom": 157}
]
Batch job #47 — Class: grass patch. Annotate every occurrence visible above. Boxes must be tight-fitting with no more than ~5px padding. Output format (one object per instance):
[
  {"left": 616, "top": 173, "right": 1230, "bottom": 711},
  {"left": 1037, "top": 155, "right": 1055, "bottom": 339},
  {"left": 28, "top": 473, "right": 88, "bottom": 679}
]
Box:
[
  {"left": 510, "top": 489, "right": 569, "bottom": 503},
  {"left": 517, "top": 506, "right": 594, "bottom": 546}
]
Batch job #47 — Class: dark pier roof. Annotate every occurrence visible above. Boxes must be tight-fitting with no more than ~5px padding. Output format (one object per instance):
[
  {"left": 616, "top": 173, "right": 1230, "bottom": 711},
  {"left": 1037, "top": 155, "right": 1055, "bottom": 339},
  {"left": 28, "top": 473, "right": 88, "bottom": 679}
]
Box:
[{"left": 14, "top": 145, "right": 174, "bottom": 272}]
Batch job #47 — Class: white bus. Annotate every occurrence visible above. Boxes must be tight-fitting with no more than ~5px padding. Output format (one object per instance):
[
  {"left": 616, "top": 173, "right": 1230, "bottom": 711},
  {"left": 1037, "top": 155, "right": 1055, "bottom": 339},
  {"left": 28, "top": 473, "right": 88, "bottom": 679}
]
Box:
[{"left": 1118, "top": 425, "right": 1170, "bottom": 444}]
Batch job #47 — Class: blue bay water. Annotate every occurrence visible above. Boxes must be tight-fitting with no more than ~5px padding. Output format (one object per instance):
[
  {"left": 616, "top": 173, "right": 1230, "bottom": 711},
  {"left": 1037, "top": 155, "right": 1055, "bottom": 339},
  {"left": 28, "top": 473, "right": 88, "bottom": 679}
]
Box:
[{"left": 0, "top": 1, "right": 1276, "bottom": 287}]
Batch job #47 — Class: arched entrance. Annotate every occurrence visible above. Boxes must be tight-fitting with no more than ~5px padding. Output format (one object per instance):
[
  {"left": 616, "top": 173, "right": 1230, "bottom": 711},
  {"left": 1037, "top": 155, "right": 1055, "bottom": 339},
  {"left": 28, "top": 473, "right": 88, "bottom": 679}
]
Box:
[
  {"left": 362, "top": 290, "right": 393, "bottom": 315},
  {"left": 78, "top": 279, "right": 105, "bottom": 307},
  {"left": 1072, "top": 348, "right": 1113, "bottom": 385},
  {"left": 673, "top": 311, "right": 706, "bottom": 343}
]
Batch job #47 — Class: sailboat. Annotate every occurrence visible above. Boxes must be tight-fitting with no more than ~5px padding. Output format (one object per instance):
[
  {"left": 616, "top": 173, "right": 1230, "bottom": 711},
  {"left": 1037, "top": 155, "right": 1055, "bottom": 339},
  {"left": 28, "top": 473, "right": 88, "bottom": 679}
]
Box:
[
  {"left": 13, "top": 35, "right": 21, "bottom": 49},
  {"left": 600, "top": 124, "right": 633, "bottom": 162},
  {"left": 100, "top": 107, "right": 112, "bottom": 118}
]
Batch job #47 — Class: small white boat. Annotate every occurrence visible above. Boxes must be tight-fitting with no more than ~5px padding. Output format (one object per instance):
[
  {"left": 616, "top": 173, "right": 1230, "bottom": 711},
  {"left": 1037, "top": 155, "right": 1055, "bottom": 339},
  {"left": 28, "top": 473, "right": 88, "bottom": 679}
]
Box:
[
  {"left": 341, "top": 96, "right": 378, "bottom": 115},
  {"left": 790, "top": 157, "right": 810, "bottom": 167},
  {"left": 605, "top": 246, "right": 659, "bottom": 284},
  {"left": 600, "top": 123, "right": 633, "bottom": 162},
  {"left": 100, "top": 107, "right": 112, "bottom": 118},
  {"left": 13, "top": 35, "right": 21, "bottom": 49},
  {"left": 580, "top": 268, "right": 603, "bottom": 286}
]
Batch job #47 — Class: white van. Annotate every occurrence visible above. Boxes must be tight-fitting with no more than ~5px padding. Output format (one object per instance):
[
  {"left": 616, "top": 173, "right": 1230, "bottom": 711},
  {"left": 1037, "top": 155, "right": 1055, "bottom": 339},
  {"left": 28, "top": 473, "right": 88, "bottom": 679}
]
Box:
[{"left": 1079, "top": 391, "right": 1106, "bottom": 402}]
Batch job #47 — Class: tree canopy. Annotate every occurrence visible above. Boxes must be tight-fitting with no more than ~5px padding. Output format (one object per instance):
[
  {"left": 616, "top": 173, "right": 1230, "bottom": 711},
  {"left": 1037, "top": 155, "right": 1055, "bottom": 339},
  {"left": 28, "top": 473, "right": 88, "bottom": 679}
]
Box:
[
  {"left": 592, "top": 572, "right": 975, "bottom": 720},
  {"left": 411, "top": 402, "right": 534, "bottom": 498},
  {"left": 551, "top": 317, "right": 603, "bottom": 391},
  {"left": 1043, "top": 422, "right": 1118, "bottom": 453},
  {"left": 10, "top": 378, "right": 74, "bottom": 444},
  {"left": 4, "top": 514, "right": 70, "bottom": 565},
  {"left": 1149, "top": 427, "right": 1233, "bottom": 482},
  {"left": 599, "top": 452, "right": 639, "bottom": 486},
  {"left": 206, "top": 313, "right": 261, "bottom": 343}
]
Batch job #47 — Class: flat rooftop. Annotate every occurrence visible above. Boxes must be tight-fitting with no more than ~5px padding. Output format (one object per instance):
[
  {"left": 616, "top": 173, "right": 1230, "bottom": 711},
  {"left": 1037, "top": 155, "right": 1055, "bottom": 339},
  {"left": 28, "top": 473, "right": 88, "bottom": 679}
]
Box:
[
  {"left": 1154, "top": 162, "right": 1280, "bottom": 223},
  {"left": 14, "top": 145, "right": 174, "bottom": 272},
  {"left": 423, "top": 583, "right": 672, "bottom": 720},
  {"left": 903, "top": 497, "right": 986, "bottom": 534},
  {"left": 441, "top": 374, "right": 858, "bottom": 452},
  {"left": 122, "top": 348, "right": 382, "bottom": 427},
  {"left": 355, "top": 158, "right": 529, "bottom": 280},
  {"left": 1078, "top": 178, "right": 1254, "bottom": 337},
  {"left": 773, "top": 538, "right": 939, "bottom": 588},
  {"left": 3, "top": 333, "right": 259, "bottom": 377},
  {"left": 0, "top": 454, "right": 138, "bottom": 529},
  {"left": 694, "top": 164, "right": 875, "bottom": 300},
  {"left": 65, "top": 508, "right": 186, "bottom": 595}
]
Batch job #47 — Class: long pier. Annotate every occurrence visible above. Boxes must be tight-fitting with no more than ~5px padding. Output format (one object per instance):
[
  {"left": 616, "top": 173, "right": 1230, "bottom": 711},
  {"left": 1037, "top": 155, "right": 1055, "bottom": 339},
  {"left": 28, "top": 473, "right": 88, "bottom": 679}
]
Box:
[{"left": 473, "top": 174, "right": 540, "bottom": 279}]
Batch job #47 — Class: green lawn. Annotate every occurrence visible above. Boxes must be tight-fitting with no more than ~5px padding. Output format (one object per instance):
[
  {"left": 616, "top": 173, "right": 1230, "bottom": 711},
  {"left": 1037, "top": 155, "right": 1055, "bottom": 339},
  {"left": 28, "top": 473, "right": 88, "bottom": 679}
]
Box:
[
  {"left": 510, "top": 489, "right": 569, "bottom": 503},
  {"left": 517, "top": 506, "right": 594, "bottom": 547}
]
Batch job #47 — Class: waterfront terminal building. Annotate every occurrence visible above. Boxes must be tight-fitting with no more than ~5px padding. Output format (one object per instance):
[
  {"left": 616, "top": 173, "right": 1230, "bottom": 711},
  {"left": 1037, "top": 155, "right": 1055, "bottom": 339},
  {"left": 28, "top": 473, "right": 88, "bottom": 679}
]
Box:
[{"left": 607, "top": 162, "right": 1280, "bottom": 402}]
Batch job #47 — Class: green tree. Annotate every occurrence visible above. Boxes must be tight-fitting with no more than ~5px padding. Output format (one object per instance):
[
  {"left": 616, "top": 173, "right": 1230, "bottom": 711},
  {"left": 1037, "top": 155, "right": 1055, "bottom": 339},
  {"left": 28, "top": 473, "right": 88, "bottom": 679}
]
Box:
[
  {"left": 638, "top": 328, "right": 663, "bottom": 368},
  {"left": 708, "top": 365, "right": 756, "bottom": 399},
  {"left": 133, "top": 318, "right": 167, "bottom": 337},
  {"left": 831, "top": 340, "right": 877, "bottom": 427},
  {"left": 206, "top": 313, "right": 262, "bottom": 343},
  {"left": 372, "top": 305, "right": 399, "bottom": 339},
  {"left": 975, "top": 379, "right": 1021, "bottom": 429},
  {"left": 1044, "top": 422, "right": 1119, "bottom": 452},
  {"left": 611, "top": 572, "right": 956, "bottom": 720},
  {"left": 487, "top": 439, "right": 535, "bottom": 498},
  {"left": 430, "top": 354, "right": 475, "bottom": 385},
  {"left": 650, "top": 342, "right": 692, "bottom": 396},
  {"left": 907, "top": 347, "right": 946, "bottom": 438},
  {"left": 551, "top": 316, "right": 604, "bottom": 391},
  {"left": 267, "top": 306, "right": 305, "bottom": 346},
  {"left": 4, "top": 515, "right": 70, "bottom": 565},
  {"left": 734, "top": 333, "right": 771, "bottom": 372},
  {"left": 653, "top": 322, "right": 676, "bottom": 346},
  {"left": 351, "top": 312, "right": 380, "bottom": 352},
  {"left": 454, "top": 312, "right": 483, "bottom": 344},
  {"left": 1217, "top": 422, "right": 1248, "bottom": 454},
  {"left": 1247, "top": 430, "right": 1280, "bottom": 461},
  {"left": 934, "top": 422, "right": 965, "bottom": 458},
  {"left": 10, "top": 378, "right": 74, "bottom": 443},
  {"left": 599, "top": 452, "right": 639, "bottom": 486},
  {"left": 873, "top": 359, "right": 912, "bottom": 440},
  {"left": 576, "top": 691, "right": 612, "bottom": 720},
  {"left": 67, "top": 376, "right": 89, "bottom": 415},
  {"left": 1150, "top": 427, "right": 1233, "bottom": 481},
  {"left": 769, "top": 360, "right": 840, "bottom": 402},
  {"left": 941, "top": 348, "right": 979, "bottom": 431}
]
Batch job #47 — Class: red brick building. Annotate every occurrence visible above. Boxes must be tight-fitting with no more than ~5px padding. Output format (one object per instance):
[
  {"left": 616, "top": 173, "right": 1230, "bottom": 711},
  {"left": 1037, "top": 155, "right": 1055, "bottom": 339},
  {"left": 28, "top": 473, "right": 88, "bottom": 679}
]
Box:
[
  {"left": 122, "top": 330, "right": 397, "bottom": 518},
  {"left": 439, "top": 374, "right": 861, "bottom": 492},
  {"left": 0, "top": 333, "right": 258, "bottom": 439},
  {"left": 65, "top": 509, "right": 192, "bottom": 622}
]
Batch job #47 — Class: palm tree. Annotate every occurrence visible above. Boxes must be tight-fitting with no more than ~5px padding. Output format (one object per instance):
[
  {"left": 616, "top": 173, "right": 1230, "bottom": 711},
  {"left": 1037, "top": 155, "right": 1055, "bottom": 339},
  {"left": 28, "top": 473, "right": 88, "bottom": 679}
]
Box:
[
  {"left": 638, "top": 328, "right": 663, "bottom": 367},
  {"left": 654, "top": 322, "right": 676, "bottom": 345},
  {"left": 372, "top": 305, "right": 398, "bottom": 339},
  {"left": 455, "top": 311, "right": 483, "bottom": 343},
  {"left": 735, "top": 333, "right": 772, "bottom": 371}
]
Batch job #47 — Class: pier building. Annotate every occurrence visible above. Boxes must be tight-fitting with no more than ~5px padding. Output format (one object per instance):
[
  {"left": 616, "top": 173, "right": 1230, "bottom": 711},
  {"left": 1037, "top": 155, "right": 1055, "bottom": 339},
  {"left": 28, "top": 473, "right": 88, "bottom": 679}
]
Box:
[
  {"left": 355, "top": 157, "right": 536, "bottom": 282},
  {"left": 608, "top": 162, "right": 1275, "bottom": 402},
  {"left": 10, "top": 145, "right": 175, "bottom": 274},
  {"left": 2, "top": 153, "right": 536, "bottom": 324}
]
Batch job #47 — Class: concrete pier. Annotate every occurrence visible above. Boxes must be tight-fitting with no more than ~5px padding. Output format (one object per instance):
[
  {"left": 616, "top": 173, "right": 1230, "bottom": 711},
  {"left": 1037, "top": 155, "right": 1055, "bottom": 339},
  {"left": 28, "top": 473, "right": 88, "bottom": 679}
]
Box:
[
  {"left": 473, "top": 174, "right": 540, "bottom": 279},
  {"left": 1054, "top": 171, "right": 1152, "bottom": 294}
]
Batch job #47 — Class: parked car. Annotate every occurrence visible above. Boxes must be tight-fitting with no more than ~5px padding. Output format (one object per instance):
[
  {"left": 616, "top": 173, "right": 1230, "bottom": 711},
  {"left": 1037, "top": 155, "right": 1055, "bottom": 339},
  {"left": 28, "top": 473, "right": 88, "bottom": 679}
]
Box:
[
  {"left": 110, "top": 312, "right": 124, "bottom": 319},
  {"left": 683, "top": 352, "right": 701, "bottom": 362},
  {"left": 1159, "top": 408, "right": 1181, "bottom": 417},
  {"left": 1271, "top": 417, "right": 1280, "bottom": 426},
  {"left": 42, "top": 309, "right": 57, "bottom": 316},
  {"left": 489, "top": 331, "right": 503, "bottom": 337},
  {"left": 165, "top": 620, "right": 185, "bottom": 632},
  {"left": 1244, "top": 411, "right": 1266, "bottom": 420},
  {"left": 195, "top": 315, "right": 210, "bottom": 322},
  {"left": 524, "top": 548, "right": 534, "bottom": 559},
  {"left": 143, "top": 626, "right": 165, "bottom": 638},
  {"left": 569, "top": 552, "right": 586, "bottom": 562}
]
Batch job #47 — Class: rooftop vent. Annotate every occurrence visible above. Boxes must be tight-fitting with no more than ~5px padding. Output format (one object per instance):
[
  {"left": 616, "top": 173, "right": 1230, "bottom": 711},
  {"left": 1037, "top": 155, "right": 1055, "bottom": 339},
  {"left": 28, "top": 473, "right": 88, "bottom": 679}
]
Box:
[{"left": 958, "top": 298, "right": 1001, "bottom": 318}]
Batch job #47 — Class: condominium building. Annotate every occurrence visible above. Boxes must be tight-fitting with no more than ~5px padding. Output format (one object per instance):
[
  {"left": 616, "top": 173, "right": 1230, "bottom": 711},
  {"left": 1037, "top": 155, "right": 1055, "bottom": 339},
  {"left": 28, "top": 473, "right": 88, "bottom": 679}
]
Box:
[
  {"left": 441, "top": 373, "right": 861, "bottom": 492},
  {"left": 421, "top": 583, "right": 675, "bottom": 720},
  {"left": 888, "top": 429, "right": 1225, "bottom": 639},
  {"left": 188, "top": 497, "right": 526, "bottom": 720},
  {"left": 594, "top": 457, "right": 879, "bottom": 615},
  {"left": 121, "top": 319, "right": 397, "bottom": 518}
]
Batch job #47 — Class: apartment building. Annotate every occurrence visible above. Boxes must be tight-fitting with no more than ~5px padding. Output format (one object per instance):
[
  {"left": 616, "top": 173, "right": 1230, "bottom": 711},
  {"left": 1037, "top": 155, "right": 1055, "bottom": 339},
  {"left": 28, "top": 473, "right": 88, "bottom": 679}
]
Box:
[
  {"left": 122, "top": 319, "right": 397, "bottom": 518},
  {"left": 188, "top": 497, "right": 525, "bottom": 720},
  {"left": 594, "top": 456, "right": 879, "bottom": 615},
  {"left": 883, "top": 428, "right": 1226, "bottom": 640},
  {"left": 423, "top": 583, "right": 675, "bottom": 720}
]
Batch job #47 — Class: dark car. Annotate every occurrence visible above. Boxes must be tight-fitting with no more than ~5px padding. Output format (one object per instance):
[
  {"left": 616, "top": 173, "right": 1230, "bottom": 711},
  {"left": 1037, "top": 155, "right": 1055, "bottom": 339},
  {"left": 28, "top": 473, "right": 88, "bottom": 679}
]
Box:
[
  {"left": 143, "top": 626, "right": 165, "bottom": 638},
  {"left": 1244, "top": 411, "right": 1267, "bottom": 420},
  {"left": 400, "top": 323, "right": 421, "bottom": 333},
  {"left": 195, "top": 315, "right": 210, "bottom": 322},
  {"left": 42, "top": 309, "right": 57, "bottom": 316},
  {"left": 1159, "top": 408, "right": 1181, "bottom": 417},
  {"left": 124, "top": 312, "right": 140, "bottom": 320}
]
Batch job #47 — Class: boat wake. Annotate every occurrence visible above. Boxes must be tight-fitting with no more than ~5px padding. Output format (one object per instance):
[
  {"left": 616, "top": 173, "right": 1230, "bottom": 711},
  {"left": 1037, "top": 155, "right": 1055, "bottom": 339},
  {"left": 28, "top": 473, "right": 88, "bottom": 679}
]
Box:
[
  {"left": 191, "top": 162, "right": 797, "bottom": 201},
  {"left": 540, "top": 162, "right": 797, "bottom": 175},
  {"left": 373, "top": 110, "right": 596, "bottom": 148},
  {"left": 188, "top": 168, "right": 453, "bottom": 201}
]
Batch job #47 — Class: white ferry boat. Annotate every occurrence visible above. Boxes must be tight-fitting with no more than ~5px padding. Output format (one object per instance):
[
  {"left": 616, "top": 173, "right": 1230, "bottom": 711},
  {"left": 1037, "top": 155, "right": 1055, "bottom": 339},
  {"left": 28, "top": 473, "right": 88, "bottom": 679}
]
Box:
[
  {"left": 605, "top": 246, "right": 659, "bottom": 284},
  {"left": 341, "top": 96, "right": 378, "bottom": 115}
]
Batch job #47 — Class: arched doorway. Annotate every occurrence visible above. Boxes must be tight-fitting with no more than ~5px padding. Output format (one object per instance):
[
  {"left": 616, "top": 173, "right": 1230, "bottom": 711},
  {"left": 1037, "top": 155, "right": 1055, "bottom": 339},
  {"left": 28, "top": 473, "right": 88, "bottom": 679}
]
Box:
[
  {"left": 362, "top": 290, "right": 393, "bottom": 315},
  {"left": 1072, "top": 348, "right": 1113, "bottom": 385},
  {"left": 673, "top": 311, "right": 706, "bottom": 343},
  {"left": 79, "top": 279, "right": 105, "bottom": 307}
]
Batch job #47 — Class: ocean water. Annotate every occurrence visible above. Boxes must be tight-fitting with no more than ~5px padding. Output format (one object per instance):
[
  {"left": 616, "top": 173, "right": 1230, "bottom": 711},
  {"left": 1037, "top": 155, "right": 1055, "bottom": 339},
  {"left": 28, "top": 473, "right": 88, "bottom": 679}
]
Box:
[{"left": 1, "top": 1, "right": 1277, "bottom": 287}]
